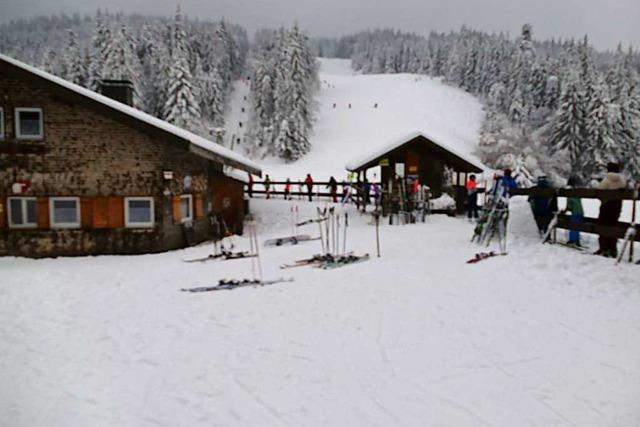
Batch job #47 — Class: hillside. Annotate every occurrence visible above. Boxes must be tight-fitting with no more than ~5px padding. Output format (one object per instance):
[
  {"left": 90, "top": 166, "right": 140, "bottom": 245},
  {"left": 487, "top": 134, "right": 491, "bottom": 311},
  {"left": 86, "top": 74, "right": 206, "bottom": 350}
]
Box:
[{"left": 244, "top": 58, "right": 485, "bottom": 181}]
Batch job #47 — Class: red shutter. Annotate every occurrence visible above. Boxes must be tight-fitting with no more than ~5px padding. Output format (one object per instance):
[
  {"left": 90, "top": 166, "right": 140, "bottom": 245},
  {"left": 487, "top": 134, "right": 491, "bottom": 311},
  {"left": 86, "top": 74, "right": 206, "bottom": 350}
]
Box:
[
  {"left": 80, "top": 197, "right": 93, "bottom": 228},
  {"left": 92, "top": 197, "right": 109, "bottom": 228},
  {"left": 107, "top": 197, "right": 124, "bottom": 228},
  {"left": 172, "top": 196, "right": 181, "bottom": 224},
  {"left": 37, "top": 197, "right": 49, "bottom": 229},
  {"left": 195, "top": 193, "right": 204, "bottom": 219}
]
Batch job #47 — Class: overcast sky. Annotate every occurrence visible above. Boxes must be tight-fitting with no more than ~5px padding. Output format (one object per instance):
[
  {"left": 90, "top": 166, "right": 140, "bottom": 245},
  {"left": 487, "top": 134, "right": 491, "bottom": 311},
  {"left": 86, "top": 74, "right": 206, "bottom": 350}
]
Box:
[{"left": 1, "top": 0, "right": 638, "bottom": 50}]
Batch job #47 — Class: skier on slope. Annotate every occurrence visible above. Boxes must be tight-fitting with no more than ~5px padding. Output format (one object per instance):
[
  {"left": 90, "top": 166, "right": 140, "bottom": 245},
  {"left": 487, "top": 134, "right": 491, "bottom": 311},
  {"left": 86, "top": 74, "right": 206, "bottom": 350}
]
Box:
[
  {"left": 466, "top": 174, "right": 479, "bottom": 221},
  {"left": 528, "top": 175, "right": 558, "bottom": 237},
  {"left": 304, "top": 173, "right": 314, "bottom": 202},
  {"left": 595, "top": 162, "right": 627, "bottom": 258},
  {"left": 327, "top": 176, "right": 338, "bottom": 203}
]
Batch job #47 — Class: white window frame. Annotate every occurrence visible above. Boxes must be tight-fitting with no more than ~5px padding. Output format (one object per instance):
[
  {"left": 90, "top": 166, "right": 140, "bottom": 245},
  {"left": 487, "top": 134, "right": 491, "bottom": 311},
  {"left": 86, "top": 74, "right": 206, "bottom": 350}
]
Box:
[
  {"left": 49, "top": 197, "right": 80, "bottom": 229},
  {"left": 7, "top": 197, "right": 37, "bottom": 229},
  {"left": 124, "top": 197, "right": 155, "bottom": 228},
  {"left": 15, "top": 107, "right": 44, "bottom": 140},
  {"left": 180, "top": 194, "right": 193, "bottom": 223},
  {"left": 0, "top": 108, "right": 4, "bottom": 140}
]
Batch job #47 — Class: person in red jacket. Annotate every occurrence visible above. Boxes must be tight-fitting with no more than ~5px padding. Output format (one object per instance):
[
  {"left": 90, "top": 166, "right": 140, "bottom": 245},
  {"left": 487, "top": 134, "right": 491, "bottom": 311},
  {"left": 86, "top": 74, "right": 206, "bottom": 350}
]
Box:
[
  {"left": 304, "top": 174, "right": 314, "bottom": 202},
  {"left": 466, "top": 174, "right": 479, "bottom": 220},
  {"left": 284, "top": 178, "right": 292, "bottom": 200}
]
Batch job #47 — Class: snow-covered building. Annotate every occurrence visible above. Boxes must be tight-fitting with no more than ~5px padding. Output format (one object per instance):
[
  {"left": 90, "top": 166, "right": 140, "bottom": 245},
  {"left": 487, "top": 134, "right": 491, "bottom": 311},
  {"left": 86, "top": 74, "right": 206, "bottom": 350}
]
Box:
[
  {"left": 346, "top": 131, "right": 486, "bottom": 213},
  {"left": 0, "top": 53, "right": 261, "bottom": 257}
]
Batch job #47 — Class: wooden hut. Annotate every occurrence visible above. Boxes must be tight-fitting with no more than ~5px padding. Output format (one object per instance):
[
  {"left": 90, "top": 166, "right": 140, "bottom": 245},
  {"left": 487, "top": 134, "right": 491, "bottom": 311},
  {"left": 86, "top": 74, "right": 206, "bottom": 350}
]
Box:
[{"left": 346, "top": 131, "right": 485, "bottom": 213}]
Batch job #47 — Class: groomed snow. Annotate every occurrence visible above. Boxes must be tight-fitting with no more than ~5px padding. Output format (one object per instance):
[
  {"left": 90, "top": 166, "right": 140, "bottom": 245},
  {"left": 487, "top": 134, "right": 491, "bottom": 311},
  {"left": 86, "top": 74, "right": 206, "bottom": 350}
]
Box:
[
  {"left": 0, "top": 53, "right": 262, "bottom": 175},
  {"left": 261, "top": 58, "right": 485, "bottom": 181},
  {"left": 1, "top": 197, "right": 639, "bottom": 426}
]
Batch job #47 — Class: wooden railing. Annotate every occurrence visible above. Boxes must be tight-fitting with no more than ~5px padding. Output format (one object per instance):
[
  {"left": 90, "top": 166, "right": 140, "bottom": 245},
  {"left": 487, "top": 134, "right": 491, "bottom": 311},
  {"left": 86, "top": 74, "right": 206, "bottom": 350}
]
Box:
[{"left": 509, "top": 187, "right": 639, "bottom": 244}]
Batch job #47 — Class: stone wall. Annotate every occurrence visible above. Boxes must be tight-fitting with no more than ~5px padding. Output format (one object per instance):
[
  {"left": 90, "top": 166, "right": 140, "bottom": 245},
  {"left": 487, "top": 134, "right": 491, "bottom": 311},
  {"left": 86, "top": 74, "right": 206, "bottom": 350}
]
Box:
[{"left": 0, "top": 62, "right": 242, "bottom": 257}]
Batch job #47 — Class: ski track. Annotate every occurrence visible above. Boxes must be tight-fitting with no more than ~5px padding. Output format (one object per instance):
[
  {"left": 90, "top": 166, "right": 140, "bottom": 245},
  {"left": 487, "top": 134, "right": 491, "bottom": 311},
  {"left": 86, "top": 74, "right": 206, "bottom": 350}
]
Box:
[{"left": 1, "top": 198, "right": 640, "bottom": 426}]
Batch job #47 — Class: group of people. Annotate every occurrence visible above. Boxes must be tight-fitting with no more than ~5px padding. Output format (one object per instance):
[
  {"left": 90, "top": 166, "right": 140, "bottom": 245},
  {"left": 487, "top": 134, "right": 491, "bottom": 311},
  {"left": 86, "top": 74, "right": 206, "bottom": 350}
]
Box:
[{"left": 467, "top": 163, "right": 632, "bottom": 259}]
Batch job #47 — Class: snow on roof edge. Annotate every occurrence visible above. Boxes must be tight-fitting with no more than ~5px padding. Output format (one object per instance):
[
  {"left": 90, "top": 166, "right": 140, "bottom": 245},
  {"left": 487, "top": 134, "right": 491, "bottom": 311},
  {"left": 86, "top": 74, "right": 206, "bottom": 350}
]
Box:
[
  {"left": 344, "top": 130, "right": 488, "bottom": 172},
  {"left": 0, "top": 53, "right": 262, "bottom": 175}
]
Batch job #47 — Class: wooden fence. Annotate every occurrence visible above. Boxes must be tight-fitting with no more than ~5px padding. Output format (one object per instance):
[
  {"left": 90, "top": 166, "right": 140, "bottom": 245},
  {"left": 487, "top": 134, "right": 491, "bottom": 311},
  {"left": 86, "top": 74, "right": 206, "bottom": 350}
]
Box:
[{"left": 510, "top": 187, "right": 639, "bottom": 262}]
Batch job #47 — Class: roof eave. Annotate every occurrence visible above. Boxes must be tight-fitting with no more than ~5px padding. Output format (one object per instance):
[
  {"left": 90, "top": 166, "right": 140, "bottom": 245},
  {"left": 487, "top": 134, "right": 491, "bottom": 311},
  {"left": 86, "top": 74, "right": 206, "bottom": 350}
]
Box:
[{"left": 190, "top": 144, "right": 262, "bottom": 177}]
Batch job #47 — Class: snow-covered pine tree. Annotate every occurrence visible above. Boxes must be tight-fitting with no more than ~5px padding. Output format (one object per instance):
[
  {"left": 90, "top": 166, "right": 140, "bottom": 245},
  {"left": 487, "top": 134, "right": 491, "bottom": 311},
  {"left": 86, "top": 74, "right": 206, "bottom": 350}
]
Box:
[
  {"left": 102, "top": 25, "right": 144, "bottom": 109},
  {"left": 87, "top": 10, "right": 110, "bottom": 91},
  {"left": 551, "top": 69, "right": 586, "bottom": 178},
  {"left": 63, "top": 30, "right": 87, "bottom": 86},
  {"left": 585, "top": 74, "right": 617, "bottom": 176},
  {"left": 163, "top": 5, "right": 200, "bottom": 129}
]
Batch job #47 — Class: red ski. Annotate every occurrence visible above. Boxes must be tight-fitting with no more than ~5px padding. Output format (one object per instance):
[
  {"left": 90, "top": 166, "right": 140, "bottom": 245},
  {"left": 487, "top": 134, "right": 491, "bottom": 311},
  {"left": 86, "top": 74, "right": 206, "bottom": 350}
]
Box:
[{"left": 466, "top": 251, "right": 506, "bottom": 264}]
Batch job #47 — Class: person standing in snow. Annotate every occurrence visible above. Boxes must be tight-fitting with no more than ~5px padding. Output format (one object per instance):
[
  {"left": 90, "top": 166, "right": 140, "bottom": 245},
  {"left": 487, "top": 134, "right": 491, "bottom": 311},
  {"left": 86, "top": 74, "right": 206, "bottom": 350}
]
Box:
[
  {"left": 595, "top": 162, "right": 627, "bottom": 257},
  {"left": 373, "top": 183, "right": 382, "bottom": 210},
  {"left": 327, "top": 176, "right": 338, "bottom": 203},
  {"left": 264, "top": 174, "right": 272, "bottom": 200},
  {"left": 247, "top": 173, "right": 254, "bottom": 198},
  {"left": 304, "top": 174, "right": 314, "bottom": 202},
  {"left": 563, "top": 176, "right": 584, "bottom": 247},
  {"left": 528, "top": 175, "right": 558, "bottom": 236},
  {"left": 466, "top": 174, "right": 479, "bottom": 220},
  {"left": 494, "top": 168, "right": 518, "bottom": 198},
  {"left": 363, "top": 177, "right": 371, "bottom": 211},
  {"left": 284, "top": 178, "right": 292, "bottom": 200}
]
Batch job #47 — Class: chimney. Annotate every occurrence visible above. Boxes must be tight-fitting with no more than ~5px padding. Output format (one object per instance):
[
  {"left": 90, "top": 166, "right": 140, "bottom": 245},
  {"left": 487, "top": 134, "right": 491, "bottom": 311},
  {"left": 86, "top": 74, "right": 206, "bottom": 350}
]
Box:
[{"left": 99, "top": 80, "right": 134, "bottom": 107}]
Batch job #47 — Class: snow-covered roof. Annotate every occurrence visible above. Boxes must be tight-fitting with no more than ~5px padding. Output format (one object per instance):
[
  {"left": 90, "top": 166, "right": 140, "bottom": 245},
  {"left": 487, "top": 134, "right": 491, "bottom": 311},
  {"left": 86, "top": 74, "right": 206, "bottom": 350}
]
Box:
[
  {"left": 345, "top": 130, "right": 487, "bottom": 173},
  {"left": 223, "top": 166, "right": 250, "bottom": 184},
  {"left": 0, "top": 53, "right": 262, "bottom": 176}
]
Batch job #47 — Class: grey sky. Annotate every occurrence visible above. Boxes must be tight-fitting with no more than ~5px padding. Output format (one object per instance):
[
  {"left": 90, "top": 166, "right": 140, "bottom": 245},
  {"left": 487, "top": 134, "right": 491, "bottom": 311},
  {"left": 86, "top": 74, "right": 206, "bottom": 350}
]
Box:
[{"left": 1, "top": 0, "right": 638, "bottom": 50}]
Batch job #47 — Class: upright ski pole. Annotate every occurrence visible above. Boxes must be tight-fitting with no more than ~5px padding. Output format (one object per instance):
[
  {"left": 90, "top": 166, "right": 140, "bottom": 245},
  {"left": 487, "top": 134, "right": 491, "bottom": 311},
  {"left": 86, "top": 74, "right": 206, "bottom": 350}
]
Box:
[
  {"left": 251, "top": 220, "right": 263, "bottom": 281},
  {"left": 375, "top": 212, "right": 381, "bottom": 257},
  {"left": 343, "top": 212, "right": 348, "bottom": 255},
  {"left": 335, "top": 213, "right": 340, "bottom": 257},
  {"left": 248, "top": 219, "right": 256, "bottom": 281}
]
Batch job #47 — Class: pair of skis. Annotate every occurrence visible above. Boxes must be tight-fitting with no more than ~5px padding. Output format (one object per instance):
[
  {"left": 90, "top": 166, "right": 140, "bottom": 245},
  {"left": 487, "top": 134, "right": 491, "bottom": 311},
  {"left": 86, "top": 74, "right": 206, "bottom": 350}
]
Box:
[
  {"left": 183, "top": 251, "right": 257, "bottom": 263},
  {"left": 181, "top": 277, "right": 293, "bottom": 293},
  {"left": 280, "top": 252, "right": 370, "bottom": 270}
]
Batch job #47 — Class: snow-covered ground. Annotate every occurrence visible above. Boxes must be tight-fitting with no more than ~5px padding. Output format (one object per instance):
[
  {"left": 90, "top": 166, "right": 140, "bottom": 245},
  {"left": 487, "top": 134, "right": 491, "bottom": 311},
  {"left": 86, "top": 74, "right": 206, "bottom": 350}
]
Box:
[
  {"left": 1, "top": 197, "right": 639, "bottom": 426},
  {"left": 244, "top": 58, "right": 485, "bottom": 182}
]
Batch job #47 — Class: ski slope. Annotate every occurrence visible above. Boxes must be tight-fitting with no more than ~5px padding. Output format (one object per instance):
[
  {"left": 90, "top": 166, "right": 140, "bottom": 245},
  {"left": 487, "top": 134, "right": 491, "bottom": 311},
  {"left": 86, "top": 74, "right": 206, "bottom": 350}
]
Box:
[
  {"left": 260, "top": 58, "right": 485, "bottom": 181},
  {"left": 1, "top": 198, "right": 639, "bottom": 426}
]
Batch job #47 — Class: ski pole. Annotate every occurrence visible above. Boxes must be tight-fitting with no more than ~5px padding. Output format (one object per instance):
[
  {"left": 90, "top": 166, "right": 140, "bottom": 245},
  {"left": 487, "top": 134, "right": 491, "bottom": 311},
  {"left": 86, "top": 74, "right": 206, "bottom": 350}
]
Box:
[
  {"left": 375, "top": 212, "right": 381, "bottom": 257},
  {"left": 343, "top": 212, "right": 348, "bottom": 255}
]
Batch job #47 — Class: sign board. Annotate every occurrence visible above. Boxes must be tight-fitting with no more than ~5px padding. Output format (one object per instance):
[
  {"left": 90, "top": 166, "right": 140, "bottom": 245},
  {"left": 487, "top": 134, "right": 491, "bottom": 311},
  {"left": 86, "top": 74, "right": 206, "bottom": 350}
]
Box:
[
  {"left": 379, "top": 158, "right": 390, "bottom": 167},
  {"left": 408, "top": 165, "right": 418, "bottom": 173},
  {"left": 395, "top": 163, "right": 405, "bottom": 178}
]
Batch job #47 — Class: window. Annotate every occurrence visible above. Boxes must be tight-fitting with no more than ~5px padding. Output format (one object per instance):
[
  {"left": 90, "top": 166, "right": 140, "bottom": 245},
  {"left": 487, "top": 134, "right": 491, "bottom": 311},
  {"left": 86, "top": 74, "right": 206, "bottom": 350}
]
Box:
[
  {"left": 7, "top": 197, "right": 37, "bottom": 228},
  {"left": 125, "top": 197, "right": 154, "bottom": 228},
  {"left": 15, "top": 108, "right": 43, "bottom": 139},
  {"left": 0, "top": 108, "right": 4, "bottom": 140},
  {"left": 49, "top": 197, "right": 80, "bottom": 228},
  {"left": 180, "top": 195, "right": 193, "bottom": 222}
]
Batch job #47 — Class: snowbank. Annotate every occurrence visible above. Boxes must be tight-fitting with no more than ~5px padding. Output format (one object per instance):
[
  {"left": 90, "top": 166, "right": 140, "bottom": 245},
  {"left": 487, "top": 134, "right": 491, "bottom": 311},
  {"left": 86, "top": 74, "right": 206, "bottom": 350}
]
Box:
[{"left": 1, "top": 198, "right": 639, "bottom": 426}]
